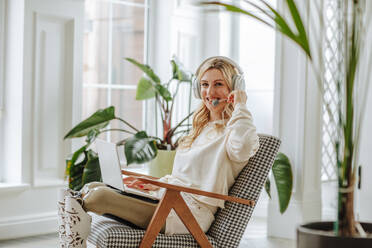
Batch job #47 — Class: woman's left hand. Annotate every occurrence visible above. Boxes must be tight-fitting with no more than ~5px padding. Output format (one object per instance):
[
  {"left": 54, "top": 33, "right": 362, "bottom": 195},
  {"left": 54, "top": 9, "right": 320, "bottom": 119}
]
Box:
[
  {"left": 123, "top": 176, "right": 160, "bottom": 191},
  {"left": 227, "top": 90, "right": 247, "bottom": 107}
]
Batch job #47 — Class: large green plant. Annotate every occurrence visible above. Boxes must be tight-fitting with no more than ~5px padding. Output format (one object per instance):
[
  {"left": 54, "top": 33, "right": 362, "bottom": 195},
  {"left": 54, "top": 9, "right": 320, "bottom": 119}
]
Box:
[
  {"left": 64, "top": 58, "right": 194, "bottom": 190},
  {"left": 203, "top": 0, "right": 371, "bottom": 236}
]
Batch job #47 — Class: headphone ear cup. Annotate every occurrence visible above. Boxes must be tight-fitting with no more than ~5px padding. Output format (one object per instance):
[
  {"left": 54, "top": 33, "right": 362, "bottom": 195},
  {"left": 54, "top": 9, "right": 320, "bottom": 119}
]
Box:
[
  {"left": 232, "top": 74, "right": 246, "bottom": 91},
  {"left": 192, "top": 77, "right": 202, "bottom": 99}
]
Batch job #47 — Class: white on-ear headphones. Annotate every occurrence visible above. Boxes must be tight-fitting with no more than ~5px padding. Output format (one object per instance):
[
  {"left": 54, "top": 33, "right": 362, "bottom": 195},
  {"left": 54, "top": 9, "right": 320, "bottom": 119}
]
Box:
[{"left": 192, "top": 56, "right": 246, "bottom": 99}]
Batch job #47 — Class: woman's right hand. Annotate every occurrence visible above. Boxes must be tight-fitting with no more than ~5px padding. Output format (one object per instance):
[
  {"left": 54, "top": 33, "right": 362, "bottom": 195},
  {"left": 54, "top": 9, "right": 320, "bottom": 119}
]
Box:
[
  {"left": 123, "top": 176, "right": 160, "bottom": 191},
  {"left": 228, "top": 90, "right": 247, "bottom": 107}
]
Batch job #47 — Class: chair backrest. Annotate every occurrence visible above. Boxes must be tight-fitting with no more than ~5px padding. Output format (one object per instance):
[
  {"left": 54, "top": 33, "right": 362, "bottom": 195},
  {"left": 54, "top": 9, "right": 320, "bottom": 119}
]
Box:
[{"left": 207, "top": 134, "right": 281, "bottom": 247}]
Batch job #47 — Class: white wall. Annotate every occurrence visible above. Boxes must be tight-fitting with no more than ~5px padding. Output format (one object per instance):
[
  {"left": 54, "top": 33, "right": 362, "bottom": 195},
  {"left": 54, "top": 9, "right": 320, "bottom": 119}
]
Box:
[
  {"left": 0, "top": 0, "right": 84, "bottom": 239},
  {"left": 0, "top": 0, "right": 5, "bottom": 112},
  {"left": 357, "top": 83, "right": 372, "bottom": 222},
  {"left": 355, "top": 0, "right": 372, "bottom": 222},
  {"left": 268, "top": 0, "right": 322, "bottom": 239}
]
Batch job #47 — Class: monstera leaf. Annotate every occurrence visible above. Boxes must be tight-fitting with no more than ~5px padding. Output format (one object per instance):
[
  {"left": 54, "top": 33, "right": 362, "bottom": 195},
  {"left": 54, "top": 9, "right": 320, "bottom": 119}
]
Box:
[
  {"left": 66, "top": 146, "right": 88, "bottom": 191},
  {"left": 82, "top": 150, "right": 102, "bottom": 186},
  {"left": 124, "top": 131, "right": 158, "bottom": 165},
  {"left": 64, "top": 106, "right": 116, "bottom": 139},
  {"left": 66, "top": 148, "right": 102, "bottom": 191}
]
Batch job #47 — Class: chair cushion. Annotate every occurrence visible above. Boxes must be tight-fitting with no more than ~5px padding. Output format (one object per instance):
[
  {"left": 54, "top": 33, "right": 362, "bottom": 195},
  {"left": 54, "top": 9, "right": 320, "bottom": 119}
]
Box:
[{"left": 88, "top": 213, "right": 219, "bottom": 248}]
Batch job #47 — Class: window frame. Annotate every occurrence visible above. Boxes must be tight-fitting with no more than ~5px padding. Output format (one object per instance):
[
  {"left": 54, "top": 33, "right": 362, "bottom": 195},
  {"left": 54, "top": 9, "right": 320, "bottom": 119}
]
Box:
[
  {"left": 0, "top": 0, "right": 5, "bottom": 182},
  {"left": 0, "top": 0, "right": 5, "bottom": 110},
  {"left": 82, "top": 0, "right": 149, "bottom": 141}
]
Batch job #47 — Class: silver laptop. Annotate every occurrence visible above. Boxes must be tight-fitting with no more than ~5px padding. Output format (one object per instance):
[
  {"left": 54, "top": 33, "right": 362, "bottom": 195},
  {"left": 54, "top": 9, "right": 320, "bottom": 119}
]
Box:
[{"left": 95, "top": 138, "right": 160, "bottom": 200}]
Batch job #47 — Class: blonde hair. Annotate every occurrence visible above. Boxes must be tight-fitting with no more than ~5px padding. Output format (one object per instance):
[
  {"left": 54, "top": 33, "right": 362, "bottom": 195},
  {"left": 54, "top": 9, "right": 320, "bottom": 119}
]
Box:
[{"left": 178, "top": 58, "right": 238, "bottom": 149}]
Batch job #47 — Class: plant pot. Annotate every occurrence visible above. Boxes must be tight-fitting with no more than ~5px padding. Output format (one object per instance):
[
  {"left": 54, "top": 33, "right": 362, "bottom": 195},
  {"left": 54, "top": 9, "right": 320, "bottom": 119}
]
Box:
[
  {"left": 148, "top": 150, "right": 176, "bottom": 178},
  {"left": 297, "top": 221, "right": 372, "bottom": 248}
]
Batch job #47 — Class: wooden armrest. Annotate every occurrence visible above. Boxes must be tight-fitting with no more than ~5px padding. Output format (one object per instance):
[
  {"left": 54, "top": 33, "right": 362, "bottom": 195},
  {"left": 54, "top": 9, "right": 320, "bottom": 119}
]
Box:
[
  {"left": 137, "top": 177, "right": 255, "bottom": 207},
  {"left": 121, "top": 169, "right": 160, "bottom": 180}
]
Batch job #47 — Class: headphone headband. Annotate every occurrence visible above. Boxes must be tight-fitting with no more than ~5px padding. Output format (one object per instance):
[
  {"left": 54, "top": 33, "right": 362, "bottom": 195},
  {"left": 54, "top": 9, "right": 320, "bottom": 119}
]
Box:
[{"left": 195, "top": 56, "right": 244, "bottom": 77}]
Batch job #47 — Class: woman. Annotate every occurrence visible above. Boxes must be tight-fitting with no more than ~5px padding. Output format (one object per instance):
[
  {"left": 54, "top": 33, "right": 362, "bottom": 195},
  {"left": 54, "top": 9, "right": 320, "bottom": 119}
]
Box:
[{"left": 58, "top": 56, "right": 259, "bottom": 246}]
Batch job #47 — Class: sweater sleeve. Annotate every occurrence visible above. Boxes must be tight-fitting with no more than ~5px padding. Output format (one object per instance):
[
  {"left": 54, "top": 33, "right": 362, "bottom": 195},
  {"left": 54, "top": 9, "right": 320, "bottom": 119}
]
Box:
[{"left": 225, "top": 103, "right": 260, "bottom": 163}]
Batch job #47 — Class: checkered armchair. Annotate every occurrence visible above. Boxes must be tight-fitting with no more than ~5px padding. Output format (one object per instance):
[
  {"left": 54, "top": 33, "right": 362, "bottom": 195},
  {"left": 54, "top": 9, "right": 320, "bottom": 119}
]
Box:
[{"left": 87, "top": 134, "right": 280, "bottom": 248}]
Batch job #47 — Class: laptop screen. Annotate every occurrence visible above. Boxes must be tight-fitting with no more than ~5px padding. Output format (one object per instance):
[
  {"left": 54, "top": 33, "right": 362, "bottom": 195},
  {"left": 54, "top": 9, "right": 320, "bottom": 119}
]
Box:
[{"left": 95, "top": 139, "right": 125, "bottom": 191}]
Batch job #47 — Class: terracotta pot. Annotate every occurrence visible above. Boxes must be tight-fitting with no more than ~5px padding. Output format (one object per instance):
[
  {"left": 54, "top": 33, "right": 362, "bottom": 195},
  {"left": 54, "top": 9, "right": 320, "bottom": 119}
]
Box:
[
  {"left": 148, "top": 150, "right": 176, "bottom": 178},
  {"left": 297, "top": 221, "right": 372, "bottom": 248}
]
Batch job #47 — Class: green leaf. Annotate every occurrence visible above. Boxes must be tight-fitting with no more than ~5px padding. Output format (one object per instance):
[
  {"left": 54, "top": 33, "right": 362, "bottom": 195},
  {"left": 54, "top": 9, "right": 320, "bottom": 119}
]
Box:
[
  {"left": 82, "top": 150, "right": 102, "bottom": 185},
  {"left": 125, "top": 58, "right": 161, "bottom": 84},
  {"left": 200, "top": 2, "right": 275, "bottom": 29},
  {"left": 265, "top": 178, "right": 272, "bottom": 199},
  {"left": 155, "top": 84, "right": 172, "bottom": 101},
  {"left": 272, "top": 152, "right": 293, "bottom": 214},
  {"left": 67, "top": 150, "right": 89, "bottom": 191},
  {"left": 64, "top": 106, "right": 115, "bottom": 139},
  {"left": 202, "top": 1, "right": 312, "bottom": 60},
  {"left": 85, "top": 129, "right": 100, "bottom": 144},
  {"left": 171, "top": 58, "right": 193, "bottom": 82},
  {"left": 65, "top": 144, "right": 87, "bottom": 179},
  {"left": 124, "top": 131, "right": 158, "bottom": 165},
  {"left": 136, "top": 77, "right": 156, "bottom": 100},
  {"left": 285, "top": 0, "right": 311, "bottom": 59}
]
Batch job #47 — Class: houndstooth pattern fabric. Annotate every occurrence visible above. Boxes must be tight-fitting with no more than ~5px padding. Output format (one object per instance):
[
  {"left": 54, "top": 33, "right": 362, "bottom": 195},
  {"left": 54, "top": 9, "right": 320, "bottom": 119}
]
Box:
[
  {"left": 87, "top": 134, "right": 280, "bottom": 248},
  {"left": 207, "top": 134, "right": 280, "bottom": 247},
  {"left": 88, "top": 213, "right": 218, "bottom": 247}
]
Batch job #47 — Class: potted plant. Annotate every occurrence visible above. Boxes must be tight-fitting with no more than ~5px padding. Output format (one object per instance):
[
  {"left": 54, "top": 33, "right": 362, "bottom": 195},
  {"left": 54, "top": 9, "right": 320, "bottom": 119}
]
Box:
[
  {"left": 64, "top": 57, "right": 194, "bottom": 190},
  {"left": 202, "top": 0, "right": 372, "bottom": 246}
]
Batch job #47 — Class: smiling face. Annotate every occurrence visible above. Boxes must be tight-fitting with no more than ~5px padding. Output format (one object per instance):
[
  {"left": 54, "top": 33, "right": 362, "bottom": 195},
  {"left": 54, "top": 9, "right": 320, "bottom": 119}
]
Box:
[{"left": 200, "top": 68, "right": 231, "bottom": 120}]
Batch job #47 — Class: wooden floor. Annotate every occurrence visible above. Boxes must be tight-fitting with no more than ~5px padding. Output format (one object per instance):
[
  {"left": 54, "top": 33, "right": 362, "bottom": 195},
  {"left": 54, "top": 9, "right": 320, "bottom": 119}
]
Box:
[{"left": 0, "top": 217, "right": 295, "bottom": 248}]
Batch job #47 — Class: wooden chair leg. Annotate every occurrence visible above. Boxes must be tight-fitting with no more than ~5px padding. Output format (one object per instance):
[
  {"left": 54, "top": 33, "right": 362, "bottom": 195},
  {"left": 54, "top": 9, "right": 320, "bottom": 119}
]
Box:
[
  {"left": 140, "top": 189, "right": 213, "bottom": 248},
  {"left": 172, "top": 192, "right": 213, "bottom": 248},
  {"left": 139, "top": 189, "right": 174, "bottom": 248}
]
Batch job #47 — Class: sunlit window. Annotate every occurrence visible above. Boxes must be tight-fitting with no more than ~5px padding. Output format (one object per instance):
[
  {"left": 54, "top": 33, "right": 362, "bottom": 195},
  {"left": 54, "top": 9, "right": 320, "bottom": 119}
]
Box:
[
  {"left": 82, "top": 0, "right": 148, "bottom": 142},
  {"left": 0, "top": 0, "right": 6, "bottom": 182},
  {"left": 0, "top": 0, "right": 5, "bottom": 111},
  {"left": 239, "top": 0, "right": 276, "bottom": 134}
]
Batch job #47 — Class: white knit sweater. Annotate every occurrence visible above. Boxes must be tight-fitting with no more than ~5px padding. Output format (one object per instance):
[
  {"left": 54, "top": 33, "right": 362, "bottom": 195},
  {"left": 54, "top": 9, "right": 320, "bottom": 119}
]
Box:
[{"left": 157, "top": 103, "right": 260, "bottom": 235}]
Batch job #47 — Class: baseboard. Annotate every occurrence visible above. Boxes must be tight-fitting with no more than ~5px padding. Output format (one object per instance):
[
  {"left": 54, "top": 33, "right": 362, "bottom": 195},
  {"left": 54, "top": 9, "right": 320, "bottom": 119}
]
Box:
[{"left": 0, "top": 211, "right": 58, "bottom": 240}]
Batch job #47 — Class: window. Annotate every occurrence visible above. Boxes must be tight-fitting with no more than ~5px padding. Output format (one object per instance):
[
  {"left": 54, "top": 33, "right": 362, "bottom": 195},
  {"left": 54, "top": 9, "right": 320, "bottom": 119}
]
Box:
[
  {"left": 220, "top": 0, "right": 276, "bottom": 134},
  {"left": 321, "top": 0, "right": 343, "bottom": 220},
  {"left": 219, "top": 0, "right": 276, "bottom": 218},
  {"left": 0, "top": 0, "right": 5, "bottom": 110},
  {"left": 321, "top": 0, "right": 341, "bottom": 183},
  {"left": 82, "top": 0, "right": 149, "bottom": 142},
  {"left": 238, "top": 0, "right": 276, "bottom": 134},
  {"left": 0, "top": 0, "right": 5, "bottom": 182}
]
